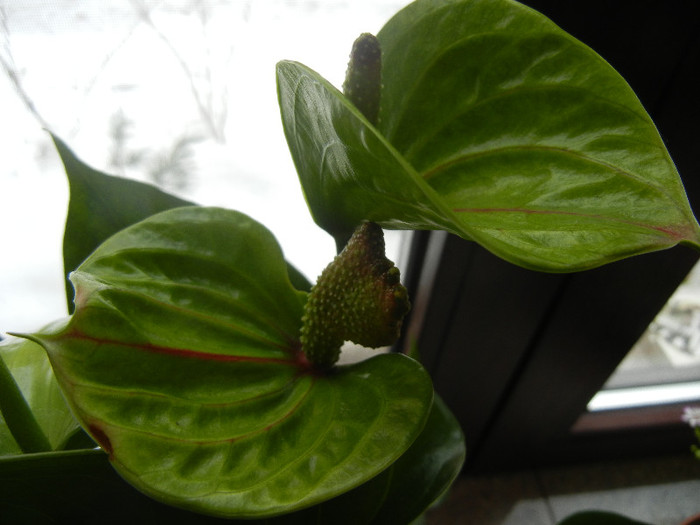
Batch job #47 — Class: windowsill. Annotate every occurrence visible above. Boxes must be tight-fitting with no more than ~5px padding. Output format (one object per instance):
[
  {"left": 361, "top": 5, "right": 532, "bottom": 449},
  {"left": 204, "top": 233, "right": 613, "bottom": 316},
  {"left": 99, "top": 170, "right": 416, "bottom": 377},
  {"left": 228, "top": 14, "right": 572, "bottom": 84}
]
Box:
[
  {"left": 426, "top": 453, "right": 700, "bottom": 524},
  {"left": 573, "top": 402, "right": 695, "bottom": 433}
]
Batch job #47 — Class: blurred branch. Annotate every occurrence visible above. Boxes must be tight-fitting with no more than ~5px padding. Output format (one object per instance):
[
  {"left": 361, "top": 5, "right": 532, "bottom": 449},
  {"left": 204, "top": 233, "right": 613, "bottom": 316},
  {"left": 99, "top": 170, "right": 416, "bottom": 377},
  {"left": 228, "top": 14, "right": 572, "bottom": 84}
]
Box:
[
  {"left": 130, "top": 0, "right": 230, "bottom": 143},
  {"left": 0, "top": 5, "right": 51, "bottom": 131},
  {"left": 0, "top": 3, "right": 141, "bottom": 140},
  {"left": 147, "top": 133, "right": 201, "bottom": 190},
  {"left": 69, "top": 19, "right": 141, "bottom": 138},
  {"left": 107, "top": 110, "right": 146, "bottom": 174}
]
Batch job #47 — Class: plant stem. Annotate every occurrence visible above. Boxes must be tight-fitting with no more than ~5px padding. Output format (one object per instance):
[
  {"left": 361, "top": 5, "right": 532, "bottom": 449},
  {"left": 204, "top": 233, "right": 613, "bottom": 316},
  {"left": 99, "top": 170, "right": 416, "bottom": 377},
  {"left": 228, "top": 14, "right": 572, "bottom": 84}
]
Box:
[{"left": 0, "top": 352, "right": 52, "bottom": 453}]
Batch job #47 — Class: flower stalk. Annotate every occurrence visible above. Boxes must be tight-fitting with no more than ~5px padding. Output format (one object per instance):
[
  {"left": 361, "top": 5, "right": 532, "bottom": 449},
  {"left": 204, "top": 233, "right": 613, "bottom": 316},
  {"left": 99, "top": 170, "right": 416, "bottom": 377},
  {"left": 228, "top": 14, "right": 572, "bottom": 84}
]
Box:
[{"left": 0, "top": 351, "right": 52, "bottom": 453}]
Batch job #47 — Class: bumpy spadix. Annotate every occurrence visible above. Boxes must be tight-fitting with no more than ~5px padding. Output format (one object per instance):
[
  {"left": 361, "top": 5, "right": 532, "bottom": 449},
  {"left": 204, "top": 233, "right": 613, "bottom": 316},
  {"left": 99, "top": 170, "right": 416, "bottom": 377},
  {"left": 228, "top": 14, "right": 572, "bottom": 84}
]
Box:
[{"left": 300, "top": 222, "right": 410, "bottom": 369}]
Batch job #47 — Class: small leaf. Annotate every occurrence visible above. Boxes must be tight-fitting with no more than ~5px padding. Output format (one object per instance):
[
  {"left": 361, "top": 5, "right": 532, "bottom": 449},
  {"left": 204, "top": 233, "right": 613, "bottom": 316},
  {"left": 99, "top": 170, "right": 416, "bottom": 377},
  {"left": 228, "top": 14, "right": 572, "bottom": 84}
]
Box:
[
  {"left": 277, "top": 60, "right": 455, "bottom": 244},
  {"left": 53, "top": 134, "right": 194, "bottom": 311},
  {"left": 0, "top": 337, "right": 80, "bottom": 455},
  {"left": 277, "top": 0, "right": 700, "bottom": 272},
  {"left": 54, "top": 135, "right": 312, "bottom": 301},
  {"left": 26, "top": 206, "right": 433, "bottom": 518}
]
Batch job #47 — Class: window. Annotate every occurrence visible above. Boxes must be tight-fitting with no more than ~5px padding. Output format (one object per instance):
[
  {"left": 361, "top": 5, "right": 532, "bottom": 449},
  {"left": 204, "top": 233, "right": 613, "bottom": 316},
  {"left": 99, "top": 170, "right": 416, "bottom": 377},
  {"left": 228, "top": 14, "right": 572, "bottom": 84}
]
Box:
[{"left": 588, "top": 261, "right": 700, "bottom": 412}]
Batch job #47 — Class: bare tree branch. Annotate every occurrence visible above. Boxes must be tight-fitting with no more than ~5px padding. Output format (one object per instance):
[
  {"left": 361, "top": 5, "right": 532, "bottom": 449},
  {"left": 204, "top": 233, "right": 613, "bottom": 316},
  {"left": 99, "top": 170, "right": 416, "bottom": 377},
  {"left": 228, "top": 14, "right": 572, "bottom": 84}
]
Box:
[
  {"left": 0, "top": 5, "right": 51, "bottom": 131},
  {"left": 130, "top": 0, "right": 230, "bottom": 143}
]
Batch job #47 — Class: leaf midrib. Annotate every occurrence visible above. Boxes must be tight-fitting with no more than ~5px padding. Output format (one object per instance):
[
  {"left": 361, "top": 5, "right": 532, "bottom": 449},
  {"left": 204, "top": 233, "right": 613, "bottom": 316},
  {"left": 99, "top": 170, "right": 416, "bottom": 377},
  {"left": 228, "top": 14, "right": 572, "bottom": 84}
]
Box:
[
  {"left": 422, "top": 143, "right": 687, "bottom": 224},
  {"left": 102, "top": 280, "right": 300, "bottom": 349},
  {"left": 68, "top": 373, "right": 306, "bottom": 409},
  {"left": 67, "top": 375, "right": 315, "bottom": 443},
  {"left": 84, "top": 246, "right": 294, "bottom": 334},
  {"left": 81, "top": 253, "right": 304, "bottom": 347},
  {"left": 454, "top": 206, "right": 689, "bottom": 240},
  {"left": 402, "top": 82, "right": 657, "bottom": 166},
  {"left": 55, "top": 327, "right": 301, "bottom": 366}
]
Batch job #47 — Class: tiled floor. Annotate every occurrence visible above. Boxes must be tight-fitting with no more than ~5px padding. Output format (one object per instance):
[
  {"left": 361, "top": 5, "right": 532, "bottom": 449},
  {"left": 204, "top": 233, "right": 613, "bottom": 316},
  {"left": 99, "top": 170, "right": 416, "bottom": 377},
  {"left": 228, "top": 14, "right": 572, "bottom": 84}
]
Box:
[{"left": 426, "top": 454, "right": 700, "bottom": 525}]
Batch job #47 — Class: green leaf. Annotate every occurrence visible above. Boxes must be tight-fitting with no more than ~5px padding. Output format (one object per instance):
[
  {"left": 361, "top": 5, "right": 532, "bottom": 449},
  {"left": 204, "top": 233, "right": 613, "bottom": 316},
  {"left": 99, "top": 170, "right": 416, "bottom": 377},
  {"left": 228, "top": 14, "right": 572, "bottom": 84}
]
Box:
[
  {"left": 0, "top": 337, "right": 80, "bottom": 455},
  {"left": 0, "top": 339, "right": 45, "bottom": 455},
  {"left": 0, "top": 449, "right": 229, "bottom": 524},
  {"left": 0, "top": 408, "right": 22, "bottom": 456},
  {"left": 54, "top": 135, "right": 312, "bottom": 301},
  {"left": 285, "top": 260, "right": 314, "bottom": 293},
  {"left": 0, "top": 398, "right": 461, "bottom": 525},
  {"left": 368, "top": 394, "right": 465, "bottom": 524},
  {"left": 24, "top": 206, "right": 433, "bottom": 518},
  {"left": 277, "top": 0, "right": 700, "bottom": 272},
  {"left": 277, "top": 61, "right": 456, "bottom": 245},
  {"left": 53, "top": 134, "right": 195, "bottom": 312},
  {"left": 280, "top": 393, "right": 464, "bottom": 524},
  {"left": 0, "top": 396, "right": 462, "bottom": 524}
]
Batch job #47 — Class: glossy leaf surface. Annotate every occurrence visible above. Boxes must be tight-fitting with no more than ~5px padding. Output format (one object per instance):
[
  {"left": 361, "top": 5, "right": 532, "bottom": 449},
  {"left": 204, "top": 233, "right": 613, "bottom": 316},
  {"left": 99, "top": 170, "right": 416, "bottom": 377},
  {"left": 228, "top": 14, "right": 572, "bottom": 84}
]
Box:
[
  {"left": 281, "top": 393, "right": 464, "bottom": 524},
  {"left": 0, "top": 394, "right": 461, "bottom": 524},
  {"left": 0, "top": 337, "right": 80, "bottom": 455},
  {"left": 54, "top": 134, "right": 195, "bottom": 311},
  {"left": 0, "top": 395, "right": 463, "bottom": 525},
  {"left": 54, "top": 135, "right": 312, "bottom": 299},
  {"left": 278, "top": 0, "right": 700, "bottom": 271},
  {"left": 277, "top": 61, "right": 454, "bottom": 243},
  {"left": 27, "top": 206, "right": 433, "bottom": 518},
  {"left": 368, "top": 394, "right": 465, "bottom": 525}
]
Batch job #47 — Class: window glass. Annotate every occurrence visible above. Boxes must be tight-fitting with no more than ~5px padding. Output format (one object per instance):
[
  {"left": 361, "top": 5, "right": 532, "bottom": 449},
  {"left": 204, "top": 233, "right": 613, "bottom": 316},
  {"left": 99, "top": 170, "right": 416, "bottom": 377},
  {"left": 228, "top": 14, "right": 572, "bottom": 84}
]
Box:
[
  {"left": 588, "top": 262, "right": 700, "bottom": 411},
  {"left": 0, "top": 0, "right": 411, "bottom": 333}
]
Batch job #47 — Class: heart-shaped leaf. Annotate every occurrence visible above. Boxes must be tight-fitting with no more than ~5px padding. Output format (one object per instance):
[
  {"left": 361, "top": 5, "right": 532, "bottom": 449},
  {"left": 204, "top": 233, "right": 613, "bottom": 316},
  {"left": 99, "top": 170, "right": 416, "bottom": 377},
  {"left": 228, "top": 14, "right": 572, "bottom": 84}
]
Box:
[
  {"left": 54, "top": 135, "right": 312, "bottom": 298},
  {"left": 367, "top": 393, "right": 465, "bottom": 525},
  {"left": 0, "top": 394, "right": 463, "bottom": 525},
  {"left": 276, "top": 392, "right": 464, "bottom": 524},
  {"left": 53, "top": 135, "right": 195, "bottom": 312},
  {"left": 277, "top": 61, "right": 455, "bottom": 244},
  {"left": 24, "top": 206, "right": 433, "bottom": 518},
  {"left": 277, "top": 0, "right": 700, "bottom": 271}
]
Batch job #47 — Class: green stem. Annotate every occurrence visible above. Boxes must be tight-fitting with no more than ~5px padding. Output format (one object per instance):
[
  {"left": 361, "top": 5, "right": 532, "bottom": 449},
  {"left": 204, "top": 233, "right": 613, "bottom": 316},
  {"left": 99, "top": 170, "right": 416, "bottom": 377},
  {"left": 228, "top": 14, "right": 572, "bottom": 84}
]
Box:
[
  {"left": 0, "top": 448, "right": 107, "bottom": 475},
  {"left": 0, "top": 351, "right": 52, "bottom": 453}
]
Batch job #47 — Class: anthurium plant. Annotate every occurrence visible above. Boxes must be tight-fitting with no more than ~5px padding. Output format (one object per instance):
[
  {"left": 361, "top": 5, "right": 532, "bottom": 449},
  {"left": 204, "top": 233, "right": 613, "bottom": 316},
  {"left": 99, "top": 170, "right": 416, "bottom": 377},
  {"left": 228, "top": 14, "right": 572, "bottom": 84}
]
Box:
[{"left": 2, "top": 0, "right": 699, "bottom": 523}]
